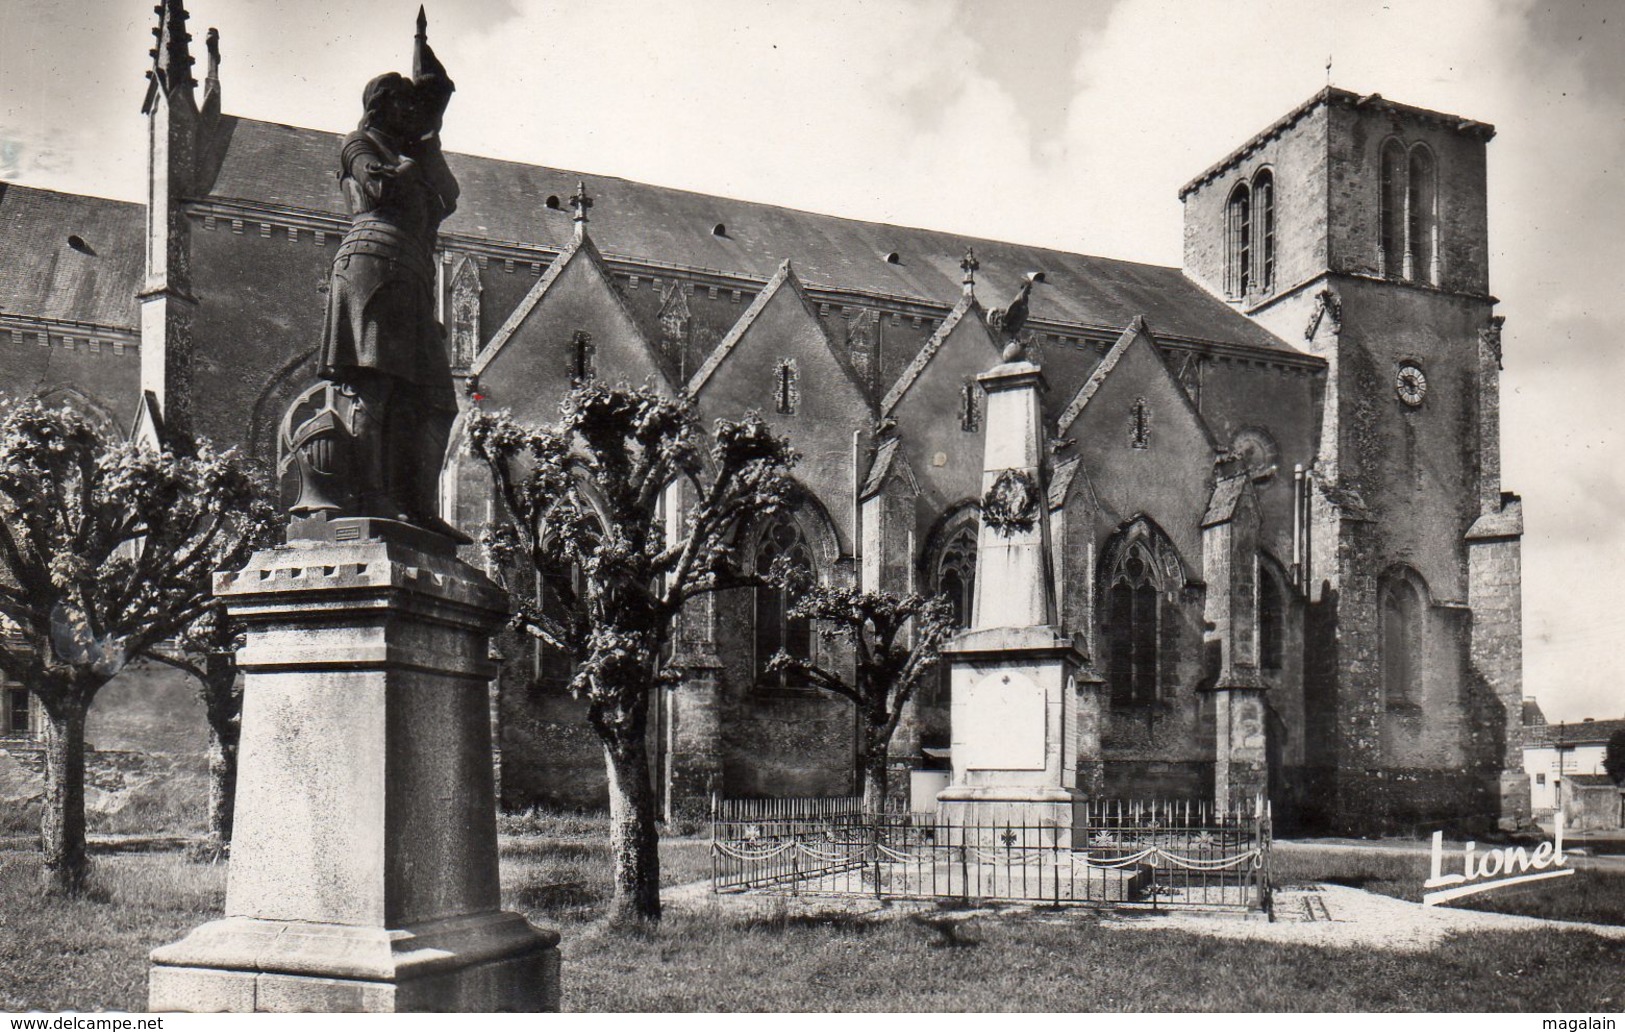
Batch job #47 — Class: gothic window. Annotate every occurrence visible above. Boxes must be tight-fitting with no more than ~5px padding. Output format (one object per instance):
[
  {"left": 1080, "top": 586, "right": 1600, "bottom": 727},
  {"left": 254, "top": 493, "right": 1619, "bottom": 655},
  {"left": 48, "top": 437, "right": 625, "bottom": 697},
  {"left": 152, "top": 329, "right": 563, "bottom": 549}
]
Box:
[
  {"left": 1100, "top": 522, "right": 1181, "bottom": 707},
  {"left": 936, "top": 522, "right": 978, "bottom": 629},
  {"left": 1379, "top": 139, "right": 1440, "bottom": 284},
  {"left": 753, "top": 514, "right": 812, "bottom": 688},
  {"left": 1259, "top": 567, "right": 1285, "bottom": 671},
  {"left": 1129, "top": 397, "right": 1151, "bottom": 450},
  {"left": 1225, "top": 182, "right": 1251, "bottom": 298},
  {"left": 1407, "top": 145, "right": 1438, "bottom": 285},
  {"left": 570, "top": 330, "right": 595, "bottom": 384},
  {"left": 6, "top": 687, "right": 30, "bottom": 736},
  {"left": 657, "top": 281, "right": 691, "bottom": 376},
  {"left": 1253, "top": 170, "right": 1275, "bottom": 292},
  {"left": 1379, "top": 139, "right": 1407, "bottom": 277},
  {"left": 774, "top": 358, "right": 799, "bottom": 415},
  {"left": 448, "top": 255, "right": 482, "bottom": 368},
  {"left": 1379, "top": 567, "right": 1426, "bottom": 707},
  {"left": 533, "top": 562, "right": 584, "bottom": 690},
  {"left": 959, "top": 378, "right": 981, "bottom": 432}
]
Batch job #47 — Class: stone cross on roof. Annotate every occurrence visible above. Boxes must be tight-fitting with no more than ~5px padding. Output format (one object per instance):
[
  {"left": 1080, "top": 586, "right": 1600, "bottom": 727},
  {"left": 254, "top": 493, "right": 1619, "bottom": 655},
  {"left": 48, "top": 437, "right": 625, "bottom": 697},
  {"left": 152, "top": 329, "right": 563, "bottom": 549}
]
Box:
[
  {"left": 960, "top": 246, "right": 979, "bottom": 295},
  {"left": 570, "top": 180, "right": 593, "bottom": 240}
]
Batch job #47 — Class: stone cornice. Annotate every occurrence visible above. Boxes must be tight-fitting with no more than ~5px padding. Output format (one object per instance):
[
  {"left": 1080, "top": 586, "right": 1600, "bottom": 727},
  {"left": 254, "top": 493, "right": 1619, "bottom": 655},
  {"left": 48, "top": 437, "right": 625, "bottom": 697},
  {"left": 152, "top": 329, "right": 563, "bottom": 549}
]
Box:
[{"left": 0, "top": 312, "right": 140, "bottom": 354}]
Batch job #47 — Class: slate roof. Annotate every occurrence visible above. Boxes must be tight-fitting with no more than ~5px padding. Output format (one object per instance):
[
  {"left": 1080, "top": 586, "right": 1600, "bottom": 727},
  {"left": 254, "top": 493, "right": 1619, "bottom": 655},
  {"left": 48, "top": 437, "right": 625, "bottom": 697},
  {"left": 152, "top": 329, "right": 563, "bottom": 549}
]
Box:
[
  {"left": 0, "top": 184, "right": 145, "bottom": 330},
  {"left": 1526, "top": 717, "right": 1625, "bottom": 748},
  {"left": 201, "top": 117, "right": 1293, "bottom": 354}
]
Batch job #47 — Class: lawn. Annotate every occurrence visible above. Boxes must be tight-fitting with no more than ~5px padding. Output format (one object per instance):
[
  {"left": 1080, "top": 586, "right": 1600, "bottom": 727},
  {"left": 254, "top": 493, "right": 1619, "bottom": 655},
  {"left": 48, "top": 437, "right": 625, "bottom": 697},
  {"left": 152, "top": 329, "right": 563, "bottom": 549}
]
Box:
[
  {"left": 1272, "top": 842, "right": 1625, "bottom": 927},
  {"left": 2, "top": 824, "right": 1623, "bottom": 1013}
]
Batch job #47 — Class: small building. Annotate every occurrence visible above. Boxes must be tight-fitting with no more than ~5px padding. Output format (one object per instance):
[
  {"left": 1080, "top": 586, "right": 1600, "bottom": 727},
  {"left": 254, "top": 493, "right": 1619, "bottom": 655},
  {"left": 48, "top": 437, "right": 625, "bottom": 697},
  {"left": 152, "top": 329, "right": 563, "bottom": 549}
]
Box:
[
  {"left": 1523, "top": 708, "right": 1625, "bottom": 815},
  {"left": 1560, "top": 774, "right": 1625, "bottom": 833}
]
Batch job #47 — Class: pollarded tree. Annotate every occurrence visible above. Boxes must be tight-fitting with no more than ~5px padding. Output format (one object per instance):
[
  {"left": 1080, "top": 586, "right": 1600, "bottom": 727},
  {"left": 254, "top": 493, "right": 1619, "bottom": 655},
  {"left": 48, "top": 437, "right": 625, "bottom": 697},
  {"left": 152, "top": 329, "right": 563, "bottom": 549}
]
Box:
[
  {"left": 766, "top": 570, "right": 957, "bottom": 812},
  {"left": 0, "top": 399, "right": 274, "bottom": 893},
  {"left": 468, "top": 383, "right": 796, "bottom": 923}
]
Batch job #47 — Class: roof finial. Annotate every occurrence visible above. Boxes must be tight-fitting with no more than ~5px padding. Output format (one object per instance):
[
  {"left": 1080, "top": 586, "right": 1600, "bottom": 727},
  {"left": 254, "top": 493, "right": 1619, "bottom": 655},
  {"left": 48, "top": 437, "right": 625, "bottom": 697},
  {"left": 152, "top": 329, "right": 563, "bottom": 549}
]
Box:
[
  {"left": 960, "top": 246, "right": 979, "bottom": 296},
  {"left": 205, "top": 27, "right": 220, "bottom": 83},
  {"left": 142, "top": 0, "right": 198, "bottom": 114},
  {"left": 570, "top": 180, "right": 593, "bottom": 241}
]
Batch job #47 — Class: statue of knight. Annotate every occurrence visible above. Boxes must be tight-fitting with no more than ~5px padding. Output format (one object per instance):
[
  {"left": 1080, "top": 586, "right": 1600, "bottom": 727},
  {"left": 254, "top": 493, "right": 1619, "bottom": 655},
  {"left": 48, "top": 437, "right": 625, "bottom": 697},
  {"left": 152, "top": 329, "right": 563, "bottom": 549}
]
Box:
[{"left": 287, "top": 7, "right": 463, "bottom": 540}]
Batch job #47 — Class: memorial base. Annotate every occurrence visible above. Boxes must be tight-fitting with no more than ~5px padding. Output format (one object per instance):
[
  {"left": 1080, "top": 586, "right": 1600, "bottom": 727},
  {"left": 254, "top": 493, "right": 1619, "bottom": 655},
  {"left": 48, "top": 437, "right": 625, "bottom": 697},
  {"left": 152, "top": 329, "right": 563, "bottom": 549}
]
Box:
[
  {"left": 937, "top": 785, "right": 1082, "bottom": 849},
  {"left": 148, "top": 518, "right": 559, "bottom": 1012},
  {"left": 149, "top": 913, "right": 559, "bottom": 1013}
]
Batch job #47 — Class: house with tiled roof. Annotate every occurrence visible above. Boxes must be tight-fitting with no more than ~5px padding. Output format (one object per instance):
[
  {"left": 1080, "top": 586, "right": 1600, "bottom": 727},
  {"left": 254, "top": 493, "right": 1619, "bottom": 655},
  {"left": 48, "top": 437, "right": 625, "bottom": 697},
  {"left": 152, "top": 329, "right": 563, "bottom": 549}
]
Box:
[
  {"left": 0, "top": 1, "right": 1532, "bottom": 833},
  {"left": 1523, "top": 712, "right": 1625, "bottom": 816}
]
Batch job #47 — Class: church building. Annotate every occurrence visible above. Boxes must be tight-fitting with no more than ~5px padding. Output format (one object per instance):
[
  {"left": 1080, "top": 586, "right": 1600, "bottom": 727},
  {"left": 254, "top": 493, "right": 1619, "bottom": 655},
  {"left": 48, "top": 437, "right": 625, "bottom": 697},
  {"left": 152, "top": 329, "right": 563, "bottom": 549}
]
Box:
[{"left": 0, "top": 1, "right": 1529, "bottom": 832}]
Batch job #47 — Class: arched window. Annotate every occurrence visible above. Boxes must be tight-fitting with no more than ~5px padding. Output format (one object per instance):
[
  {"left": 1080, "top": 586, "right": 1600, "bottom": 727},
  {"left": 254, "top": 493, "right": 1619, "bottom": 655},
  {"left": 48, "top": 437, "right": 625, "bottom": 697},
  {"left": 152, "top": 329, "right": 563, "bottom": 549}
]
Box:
[
  {"left": 936, "top": 522, "right": 978, "bottom": 629},
  {"left": 1379, "top": 138, "right": 1407, "bottom": 277},
  {"left": 448, "top": 255, "right": 482, "bottom": 369},
  {"left": 1407, "top": 145, "right": 1437, "bottom": 285},
  {"left": 1253, "top": 170, "right": 1275, "bottom": 293},
  {"left": 1379, "top": 138, "right": 1440, "bottom": 284},
  {"left": 1259, "top": 566, "right": 1285, "bottom": 671},
  {"left": 1100, "top": 521, "right": 1182, "bottom": 707},
  {"left": 1226, "top": 183, "right": 1252, "bottom": 298},
  {"left": 1379, "top": 568, "right": 1426, "bottom": 706},
  {"left": 533, "top": 560, "right": 584, "bottom": 690},
  {"left": 754, "top": 514, "right": 813, "bottom": 688}
]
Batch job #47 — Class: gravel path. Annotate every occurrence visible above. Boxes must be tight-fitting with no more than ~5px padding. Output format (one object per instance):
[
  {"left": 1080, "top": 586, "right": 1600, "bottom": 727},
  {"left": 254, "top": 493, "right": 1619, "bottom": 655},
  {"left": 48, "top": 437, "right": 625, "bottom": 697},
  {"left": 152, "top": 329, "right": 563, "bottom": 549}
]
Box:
[{"left": 667, "top": 879, "right": 1625, "bottom": 952}]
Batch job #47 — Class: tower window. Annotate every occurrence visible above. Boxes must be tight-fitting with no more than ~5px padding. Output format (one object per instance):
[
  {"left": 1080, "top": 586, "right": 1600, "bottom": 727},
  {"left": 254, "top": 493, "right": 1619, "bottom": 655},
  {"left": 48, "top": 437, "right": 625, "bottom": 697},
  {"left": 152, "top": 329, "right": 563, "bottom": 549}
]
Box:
[
  {"left": 1407, "top": 146, "right": 1437, "bottom": 285},
  {"left": 1225, "top": 183, "right": 1251, "bottom": 298},
  {"left": 1379, "top": 138, "right": 1440, "bottom": 285},
  {"left": 1253, "top": 170, "right": 1275, "bottom": 292},
  {"left": 1379, "top": 568, "right": 1426, "bottom": 706},
  {"left": 774, "top": 358, "right": 799, "bottom": 415}
]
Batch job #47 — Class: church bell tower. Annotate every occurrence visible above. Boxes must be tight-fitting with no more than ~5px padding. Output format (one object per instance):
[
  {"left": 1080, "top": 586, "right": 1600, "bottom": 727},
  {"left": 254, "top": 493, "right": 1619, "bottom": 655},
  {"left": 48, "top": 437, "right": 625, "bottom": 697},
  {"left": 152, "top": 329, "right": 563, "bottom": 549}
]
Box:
[{"left": 1179, "top": 88, "right": 1526, "bottom": 832}]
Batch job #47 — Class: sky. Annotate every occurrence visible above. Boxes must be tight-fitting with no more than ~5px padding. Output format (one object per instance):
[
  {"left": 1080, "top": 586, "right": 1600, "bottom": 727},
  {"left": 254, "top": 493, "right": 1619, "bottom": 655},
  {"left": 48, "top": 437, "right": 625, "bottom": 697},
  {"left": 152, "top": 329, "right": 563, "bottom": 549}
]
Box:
[{"left": 1, "top": 0, "right": 1621, "bottom": 722}]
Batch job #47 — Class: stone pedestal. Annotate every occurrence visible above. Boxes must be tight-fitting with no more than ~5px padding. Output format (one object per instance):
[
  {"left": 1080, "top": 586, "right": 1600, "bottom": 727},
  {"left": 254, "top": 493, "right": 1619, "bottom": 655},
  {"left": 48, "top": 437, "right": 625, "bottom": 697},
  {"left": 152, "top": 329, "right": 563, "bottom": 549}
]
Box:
[
  {"left": 149, "top": 518, "right": 559, "bottom": 1012},
  {"left": 937, "top": 626, "right": 1085, "bottom": 848}
]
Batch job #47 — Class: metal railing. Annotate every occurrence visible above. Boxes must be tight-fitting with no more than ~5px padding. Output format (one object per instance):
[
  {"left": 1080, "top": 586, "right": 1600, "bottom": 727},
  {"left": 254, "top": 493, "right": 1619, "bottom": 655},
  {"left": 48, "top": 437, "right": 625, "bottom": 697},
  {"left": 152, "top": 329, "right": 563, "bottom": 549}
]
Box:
[{"left": 712, "top": 796, "right": 1271, "bottom": 913}]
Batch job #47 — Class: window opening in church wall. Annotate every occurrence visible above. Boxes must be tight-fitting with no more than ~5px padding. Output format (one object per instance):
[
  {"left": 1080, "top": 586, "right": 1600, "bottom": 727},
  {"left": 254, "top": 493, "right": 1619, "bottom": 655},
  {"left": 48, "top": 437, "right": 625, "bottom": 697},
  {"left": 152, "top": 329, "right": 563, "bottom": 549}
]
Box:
[
  {"left": 753, "top": 514, "right": 813, "bottom": 690},
  {"left": 774, "top": 358, "right": 799, "bottom": 415},
  {"left": 569, "top": 330, "right": 595, "bottom": 384},
  {"left": 1130, "top": 397, "right": 1151, "bottom": 450}
]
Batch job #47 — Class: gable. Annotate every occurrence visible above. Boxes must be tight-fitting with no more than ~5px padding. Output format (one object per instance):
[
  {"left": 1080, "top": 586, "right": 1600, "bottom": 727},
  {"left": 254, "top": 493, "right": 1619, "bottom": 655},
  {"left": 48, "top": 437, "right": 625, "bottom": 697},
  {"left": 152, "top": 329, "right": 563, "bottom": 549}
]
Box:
[
  {"left": 1063, "top": 320, "right": 1218, "bottom": 567},
  {"left": 690, "top": 263, "right": 870, "bottom": 553},
  {"left": 470, "top": 236, "right": 673, "bottom": 426},
  {"left": 887, "top": 297, "right": 1002, "bottom": 530}
]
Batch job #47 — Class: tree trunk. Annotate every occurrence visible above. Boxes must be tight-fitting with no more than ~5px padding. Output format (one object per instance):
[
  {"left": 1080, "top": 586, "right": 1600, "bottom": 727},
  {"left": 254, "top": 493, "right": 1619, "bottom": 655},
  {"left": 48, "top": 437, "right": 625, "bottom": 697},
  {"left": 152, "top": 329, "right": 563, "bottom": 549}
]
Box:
[
  {"left": 207, "top": 722, "right": 239, "bottom": 847},
  {"left": 40, "top": 697, "right": 90, "bottom": 896},
  {"left": 603, "top": 731, "right": 662, "bottom": 923},
  {"left": 860, "top": 723, "right": 891, "bottom": 815}
]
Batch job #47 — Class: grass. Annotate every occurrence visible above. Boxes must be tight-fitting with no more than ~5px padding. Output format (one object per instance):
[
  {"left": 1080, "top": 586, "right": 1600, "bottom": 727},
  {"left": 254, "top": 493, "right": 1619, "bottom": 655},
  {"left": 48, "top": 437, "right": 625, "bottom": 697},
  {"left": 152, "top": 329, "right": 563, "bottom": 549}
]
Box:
[
  {"left": 1272, "top": 844, "right": 1625, "bottom": 927},
  {"left": 2, "top": 827, "right": 1623, "bottom": 1013}
]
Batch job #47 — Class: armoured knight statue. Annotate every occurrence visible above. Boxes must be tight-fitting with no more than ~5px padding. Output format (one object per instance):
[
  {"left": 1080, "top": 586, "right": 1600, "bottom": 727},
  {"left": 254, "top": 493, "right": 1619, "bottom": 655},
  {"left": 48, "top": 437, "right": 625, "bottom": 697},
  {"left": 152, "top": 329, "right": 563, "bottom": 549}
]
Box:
[{"left": 287, "top": 8, "right": 461, "bottom": 538}]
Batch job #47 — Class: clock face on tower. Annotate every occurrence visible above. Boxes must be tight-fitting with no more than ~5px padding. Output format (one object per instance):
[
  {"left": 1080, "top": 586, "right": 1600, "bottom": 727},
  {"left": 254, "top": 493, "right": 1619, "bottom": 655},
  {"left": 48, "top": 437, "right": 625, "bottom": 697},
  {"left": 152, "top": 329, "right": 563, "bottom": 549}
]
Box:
[{"left": 1395, "top": 362, "right": 1428, "bottom": 407}]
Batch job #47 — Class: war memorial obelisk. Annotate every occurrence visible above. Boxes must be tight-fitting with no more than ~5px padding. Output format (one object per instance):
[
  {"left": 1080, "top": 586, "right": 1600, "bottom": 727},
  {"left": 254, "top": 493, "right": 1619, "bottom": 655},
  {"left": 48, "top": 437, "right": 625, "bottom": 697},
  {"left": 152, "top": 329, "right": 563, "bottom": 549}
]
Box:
[
  {"left": 148, "top": 12, "right": 559, "bottom": 1012},
  {"left": 936, "top": 275, "right": 1094, "bottom": 844}
]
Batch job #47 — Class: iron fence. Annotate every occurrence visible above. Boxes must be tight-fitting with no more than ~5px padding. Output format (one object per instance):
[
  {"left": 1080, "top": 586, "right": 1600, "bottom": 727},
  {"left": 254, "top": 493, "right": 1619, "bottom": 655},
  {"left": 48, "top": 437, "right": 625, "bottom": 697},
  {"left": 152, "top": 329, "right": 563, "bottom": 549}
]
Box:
[{"left": 712, "top": 796, "right": 1271, "bottom": 913}]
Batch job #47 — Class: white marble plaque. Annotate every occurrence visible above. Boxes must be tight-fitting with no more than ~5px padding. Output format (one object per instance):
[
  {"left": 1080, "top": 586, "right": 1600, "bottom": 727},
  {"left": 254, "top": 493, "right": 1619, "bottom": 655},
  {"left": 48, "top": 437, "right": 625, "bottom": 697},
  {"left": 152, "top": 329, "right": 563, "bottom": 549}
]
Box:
[{"left": 956, "top": 671, "right": 1046, "bottom": 770}]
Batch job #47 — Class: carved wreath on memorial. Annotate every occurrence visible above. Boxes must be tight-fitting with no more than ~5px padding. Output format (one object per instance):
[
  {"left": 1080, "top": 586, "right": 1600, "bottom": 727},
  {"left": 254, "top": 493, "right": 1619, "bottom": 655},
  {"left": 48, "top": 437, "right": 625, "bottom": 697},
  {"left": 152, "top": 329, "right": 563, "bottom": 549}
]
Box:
[{"left": 981, "top": 468, "right": 1040, "bottom": 534}]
